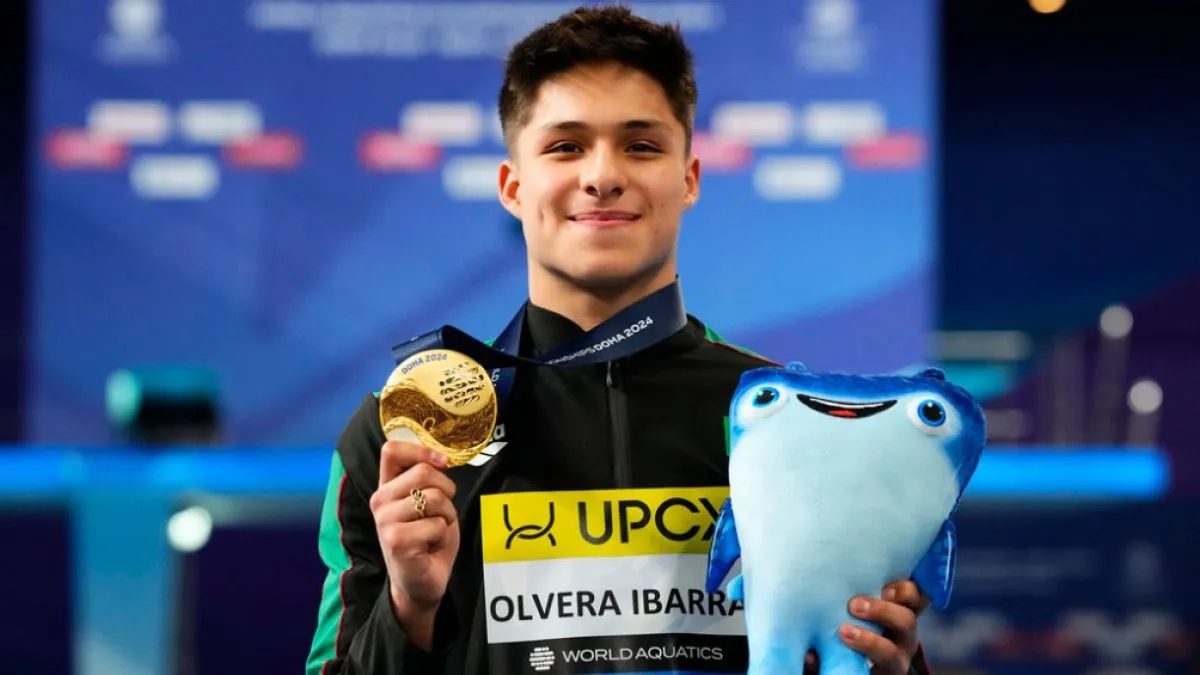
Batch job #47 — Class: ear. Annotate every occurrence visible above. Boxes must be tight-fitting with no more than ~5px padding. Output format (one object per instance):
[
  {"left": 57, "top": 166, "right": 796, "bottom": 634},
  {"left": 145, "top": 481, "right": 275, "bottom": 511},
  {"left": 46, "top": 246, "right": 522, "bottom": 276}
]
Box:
[
  {"left": 785, "top": 361, "right": 807, "bottom": 372},
  {"left": 498, "top": 159, "right": 521, "bottom": 219},
  {"left": 683, "top": 153, "right": 700, "bottom": 209},
  {"left": 918, "top": 367, "right": 946, "bottom": 381}
]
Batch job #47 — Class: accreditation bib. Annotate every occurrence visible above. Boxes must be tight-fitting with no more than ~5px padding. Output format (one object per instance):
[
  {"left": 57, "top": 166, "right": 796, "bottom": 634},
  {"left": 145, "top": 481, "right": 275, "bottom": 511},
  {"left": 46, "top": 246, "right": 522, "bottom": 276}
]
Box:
[{"left": 480, "top": 487, "right": 747, "bottom": 674}]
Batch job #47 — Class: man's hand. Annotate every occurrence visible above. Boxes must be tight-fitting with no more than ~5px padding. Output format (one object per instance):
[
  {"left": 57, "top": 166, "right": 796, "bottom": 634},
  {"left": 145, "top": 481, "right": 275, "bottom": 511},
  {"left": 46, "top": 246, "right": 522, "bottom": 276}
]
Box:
[
  {"left": 841, "top": 580, "right": 931, "bottom": 674},
  {"left": 800, "top": 581, "right": 930, "bottom": 674},
  {"left": 370, "top": 440, "right": 460, "bottom": 651}
]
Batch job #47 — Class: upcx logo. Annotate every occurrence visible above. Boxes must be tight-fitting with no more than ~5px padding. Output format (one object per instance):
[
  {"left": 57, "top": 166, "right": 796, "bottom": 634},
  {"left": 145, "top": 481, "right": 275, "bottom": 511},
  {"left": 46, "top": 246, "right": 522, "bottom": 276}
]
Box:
[
  {"left": 481, "top": 487, "right": 730, "bottom": 563},
  {"left": 578, "top": 496, "right": 722, "bottom": 545},
  {"left": 502, "top": 501, "right": 557, "bottom": 549}
]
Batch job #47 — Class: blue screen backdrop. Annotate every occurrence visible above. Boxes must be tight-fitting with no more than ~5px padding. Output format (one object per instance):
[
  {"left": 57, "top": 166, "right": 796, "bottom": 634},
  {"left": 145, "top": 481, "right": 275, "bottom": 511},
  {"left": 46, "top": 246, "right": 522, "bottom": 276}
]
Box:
[{"left": 31, "top": 0, "right": 936, "bottom": 446}]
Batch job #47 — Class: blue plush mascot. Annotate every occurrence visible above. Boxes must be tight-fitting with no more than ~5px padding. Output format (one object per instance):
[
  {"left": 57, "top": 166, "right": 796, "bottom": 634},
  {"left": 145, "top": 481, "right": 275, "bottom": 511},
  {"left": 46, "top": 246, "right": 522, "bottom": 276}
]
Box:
[{"left": 705, "top": 362, "right": 987, "bottom": 675}]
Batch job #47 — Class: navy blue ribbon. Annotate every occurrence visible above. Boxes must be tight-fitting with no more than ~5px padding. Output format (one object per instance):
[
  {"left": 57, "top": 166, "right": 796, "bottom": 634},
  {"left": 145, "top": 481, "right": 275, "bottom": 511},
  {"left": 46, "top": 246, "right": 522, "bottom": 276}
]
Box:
[{"left": 390, "top": 280, "right": 688, "bottom": 421}]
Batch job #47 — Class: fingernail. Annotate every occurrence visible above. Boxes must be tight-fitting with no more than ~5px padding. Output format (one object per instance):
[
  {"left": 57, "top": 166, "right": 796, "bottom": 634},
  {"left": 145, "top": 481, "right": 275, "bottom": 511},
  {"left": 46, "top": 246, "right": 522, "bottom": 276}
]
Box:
[
  {"left": 853, "top": 598, "right": 870, "bottom": 614},
  {"left": 884, "top": 587, "right": 897, "bottom": 601},
  {"left": 841, "top": 625, "right": 861, "bottom": 640},
  {"left": 429, "top": 451, "right": 447, "bottom": 466}
]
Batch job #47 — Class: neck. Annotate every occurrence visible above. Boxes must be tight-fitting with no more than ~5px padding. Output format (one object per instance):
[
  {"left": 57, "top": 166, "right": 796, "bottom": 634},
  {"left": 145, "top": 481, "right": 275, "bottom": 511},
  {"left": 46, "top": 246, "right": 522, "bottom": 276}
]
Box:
[{"left": 528, "top": 267, "right": 678, "bottom": 331}]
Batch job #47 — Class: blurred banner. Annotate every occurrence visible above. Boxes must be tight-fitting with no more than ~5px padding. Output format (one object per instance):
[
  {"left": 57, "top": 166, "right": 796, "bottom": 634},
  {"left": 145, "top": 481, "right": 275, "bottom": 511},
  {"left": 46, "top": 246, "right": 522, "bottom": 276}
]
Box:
[
  {"left": 922, "top": 499, "right": 1199, "bottom": 675},
  {"left": 32, "top": 0, "right": 936, "bottom": 446}
]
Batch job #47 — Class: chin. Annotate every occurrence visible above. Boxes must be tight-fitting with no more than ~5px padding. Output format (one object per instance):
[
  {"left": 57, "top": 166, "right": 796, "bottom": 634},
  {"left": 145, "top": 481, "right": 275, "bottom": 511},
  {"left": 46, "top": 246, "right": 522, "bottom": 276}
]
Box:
[
  {"left": 555, "top": 257, "right": 668, "bottom": 293},
  {"left": 571, "top": 272, "right": 643, "bottom": 293}
]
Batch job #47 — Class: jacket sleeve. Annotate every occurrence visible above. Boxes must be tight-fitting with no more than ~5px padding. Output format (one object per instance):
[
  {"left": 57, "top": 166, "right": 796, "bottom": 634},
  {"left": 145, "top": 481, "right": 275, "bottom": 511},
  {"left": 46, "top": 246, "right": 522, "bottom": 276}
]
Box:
[
  {"left": 909, "top": 644, "right": 932, "bottom": 674},
  {"left": 305, "top": 394, "right": 461, "bottom": 675}
]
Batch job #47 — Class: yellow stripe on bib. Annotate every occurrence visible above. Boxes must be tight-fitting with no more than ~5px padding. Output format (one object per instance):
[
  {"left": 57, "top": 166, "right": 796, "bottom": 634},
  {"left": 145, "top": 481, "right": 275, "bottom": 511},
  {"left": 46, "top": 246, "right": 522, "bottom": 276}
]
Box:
[{"left": 481, "top": 487, "right": 731, "bottom": 563}]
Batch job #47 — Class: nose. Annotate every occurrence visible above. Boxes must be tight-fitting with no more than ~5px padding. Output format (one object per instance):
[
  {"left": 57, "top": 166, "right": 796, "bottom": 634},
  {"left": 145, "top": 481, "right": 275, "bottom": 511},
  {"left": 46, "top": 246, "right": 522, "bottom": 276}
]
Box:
[{"left": 579, "top": 147, "right": 625, "bottom": 199}]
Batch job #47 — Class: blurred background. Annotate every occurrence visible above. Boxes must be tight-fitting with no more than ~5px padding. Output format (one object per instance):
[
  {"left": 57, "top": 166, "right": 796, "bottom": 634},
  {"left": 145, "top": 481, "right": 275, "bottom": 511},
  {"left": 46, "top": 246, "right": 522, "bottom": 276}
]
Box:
[{"left": 1, "top": 0, "right": 1198, "bottom": 673}]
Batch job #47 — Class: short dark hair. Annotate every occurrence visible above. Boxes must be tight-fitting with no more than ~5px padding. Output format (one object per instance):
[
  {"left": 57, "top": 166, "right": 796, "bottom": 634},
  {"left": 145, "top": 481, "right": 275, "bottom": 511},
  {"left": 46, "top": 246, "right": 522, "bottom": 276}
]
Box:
[{"left": 498, "top": 5, "right": 698, "bottom": 151}]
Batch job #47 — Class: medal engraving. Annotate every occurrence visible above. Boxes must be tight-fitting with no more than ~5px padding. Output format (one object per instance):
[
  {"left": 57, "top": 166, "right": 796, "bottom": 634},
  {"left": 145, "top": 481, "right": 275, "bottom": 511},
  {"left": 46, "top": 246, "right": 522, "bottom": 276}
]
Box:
[{"left": 379, "top": 349, "right": 498, "bottom": 466}]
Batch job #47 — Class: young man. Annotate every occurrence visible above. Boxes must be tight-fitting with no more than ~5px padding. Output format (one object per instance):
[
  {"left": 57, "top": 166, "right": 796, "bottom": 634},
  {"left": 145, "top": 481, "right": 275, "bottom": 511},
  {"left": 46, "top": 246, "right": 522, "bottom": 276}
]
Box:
[{"left": 307, "top": 6, "right": 933, "bottom": 674}]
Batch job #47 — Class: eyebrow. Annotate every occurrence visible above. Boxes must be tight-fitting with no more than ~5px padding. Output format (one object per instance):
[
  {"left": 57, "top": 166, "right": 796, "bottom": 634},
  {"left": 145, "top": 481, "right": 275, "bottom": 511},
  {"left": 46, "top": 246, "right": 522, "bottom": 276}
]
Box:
[{"left": 537, "top": 119, "right": 671, "bottom": 134}]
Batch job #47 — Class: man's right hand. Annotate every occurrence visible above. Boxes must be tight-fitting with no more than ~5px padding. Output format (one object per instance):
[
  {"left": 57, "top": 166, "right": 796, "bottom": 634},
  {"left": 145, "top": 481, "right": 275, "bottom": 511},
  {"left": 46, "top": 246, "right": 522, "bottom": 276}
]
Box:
[{"left": 370, "top": 440, "right": 460, "bottom": 650}]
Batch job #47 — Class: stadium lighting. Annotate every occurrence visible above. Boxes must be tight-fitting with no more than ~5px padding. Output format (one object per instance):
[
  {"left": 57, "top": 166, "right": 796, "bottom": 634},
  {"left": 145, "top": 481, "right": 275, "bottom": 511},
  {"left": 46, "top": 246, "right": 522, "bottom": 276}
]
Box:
[
  {"left": 1126, "top": 378, "right": 1163, "bottom": 448},
  {"left": 1030, "top": 0, "right": 1066, "bottom": 13},
  {"left": 1099, "top": 304, "right": 1133, "bottom": 339},
  {"left": 167, "top": 506, "right": 213, "bottom": 553},
  {"left": 1128, "top": 379, "right": 1163, "bottom": 415}
]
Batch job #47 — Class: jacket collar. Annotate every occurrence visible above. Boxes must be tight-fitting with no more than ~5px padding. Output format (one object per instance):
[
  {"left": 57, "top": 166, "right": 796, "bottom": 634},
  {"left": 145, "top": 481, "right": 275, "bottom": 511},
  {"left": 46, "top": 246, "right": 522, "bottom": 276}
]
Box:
[{"left": 524, "top": 303, "right": 589, "bottom": 358}]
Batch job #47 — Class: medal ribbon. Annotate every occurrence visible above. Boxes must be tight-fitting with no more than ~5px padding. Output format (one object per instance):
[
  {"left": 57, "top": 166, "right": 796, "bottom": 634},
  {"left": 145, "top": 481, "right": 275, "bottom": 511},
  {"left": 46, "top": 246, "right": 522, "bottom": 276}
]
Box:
[{"left": 389, "top": 279, "right": 689, "bottom": 419}]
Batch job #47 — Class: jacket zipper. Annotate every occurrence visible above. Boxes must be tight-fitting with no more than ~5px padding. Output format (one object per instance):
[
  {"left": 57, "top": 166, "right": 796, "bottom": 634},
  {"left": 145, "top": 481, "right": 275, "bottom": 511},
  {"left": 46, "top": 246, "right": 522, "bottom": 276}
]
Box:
[{"left": 606, "top": 360, "right": 632, "bottom": 487}]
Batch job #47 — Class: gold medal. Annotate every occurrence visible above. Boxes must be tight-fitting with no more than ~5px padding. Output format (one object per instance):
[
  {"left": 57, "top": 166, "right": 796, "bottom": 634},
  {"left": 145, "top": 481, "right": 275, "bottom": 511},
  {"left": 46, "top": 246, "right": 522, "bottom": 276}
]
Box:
[{"left": 378, "top": 349, "right": 498, "bottom": 467}]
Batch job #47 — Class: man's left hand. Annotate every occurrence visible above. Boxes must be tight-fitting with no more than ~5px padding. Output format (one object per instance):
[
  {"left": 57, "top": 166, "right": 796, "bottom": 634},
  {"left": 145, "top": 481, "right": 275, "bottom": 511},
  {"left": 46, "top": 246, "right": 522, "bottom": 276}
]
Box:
[{"left": 839, "top": 580, "right": 931, "bottom": 674}]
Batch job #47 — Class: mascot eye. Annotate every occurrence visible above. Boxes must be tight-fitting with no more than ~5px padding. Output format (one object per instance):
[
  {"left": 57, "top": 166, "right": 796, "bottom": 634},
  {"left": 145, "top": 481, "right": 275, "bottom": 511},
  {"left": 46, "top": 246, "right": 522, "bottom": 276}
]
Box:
[
  {"left": 907, "top": 397, "right": 950, "bottom": 434},
  {"left": 918, "top": 400, "right": 945, "bottom": 426},
  {"left": 739, "top": 385, "right": 787, "bottom": 422},
  {"left": 753, "top": 387, "right": 779, "bottom": 406}
]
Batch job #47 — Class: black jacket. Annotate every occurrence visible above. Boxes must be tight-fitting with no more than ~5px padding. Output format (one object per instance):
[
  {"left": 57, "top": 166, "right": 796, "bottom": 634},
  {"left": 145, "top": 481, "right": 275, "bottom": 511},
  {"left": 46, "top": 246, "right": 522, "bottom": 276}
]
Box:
[{"left": 306, "top": 303, "right": 932, "bottom": 675}]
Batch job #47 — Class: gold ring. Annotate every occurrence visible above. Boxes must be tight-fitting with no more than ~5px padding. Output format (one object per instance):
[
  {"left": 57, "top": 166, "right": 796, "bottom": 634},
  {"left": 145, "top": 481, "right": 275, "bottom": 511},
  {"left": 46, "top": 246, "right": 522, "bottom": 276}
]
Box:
[{"left": 411, "top": 488, "right": 427, "bottom": 519}]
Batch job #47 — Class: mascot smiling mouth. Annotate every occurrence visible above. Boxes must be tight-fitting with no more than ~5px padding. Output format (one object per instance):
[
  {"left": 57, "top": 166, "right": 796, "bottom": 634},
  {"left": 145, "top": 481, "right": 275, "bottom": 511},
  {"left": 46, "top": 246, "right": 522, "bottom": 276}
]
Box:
[{"left": 796, "top": 394, "right": 897, "bottom": 419}]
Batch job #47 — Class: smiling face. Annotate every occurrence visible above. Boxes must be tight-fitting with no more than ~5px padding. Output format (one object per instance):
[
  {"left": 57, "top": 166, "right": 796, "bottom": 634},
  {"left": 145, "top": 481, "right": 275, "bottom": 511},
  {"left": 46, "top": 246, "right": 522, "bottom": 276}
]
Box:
[
  {"left": 729, "top": 366, "right": 988, "bottom": 493},
  {"left": 498, "top": 61, "right": 700, "bottom": 295}
]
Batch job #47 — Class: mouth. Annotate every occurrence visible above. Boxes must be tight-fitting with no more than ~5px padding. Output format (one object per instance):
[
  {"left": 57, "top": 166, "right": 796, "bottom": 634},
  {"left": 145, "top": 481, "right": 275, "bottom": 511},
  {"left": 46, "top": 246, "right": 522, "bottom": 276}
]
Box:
[
  {"left": 796, "top": 394, "right": 897, "bottom": 419},
  {"left": 568, "top": 211, "right": 640, "bottom": 226}
]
